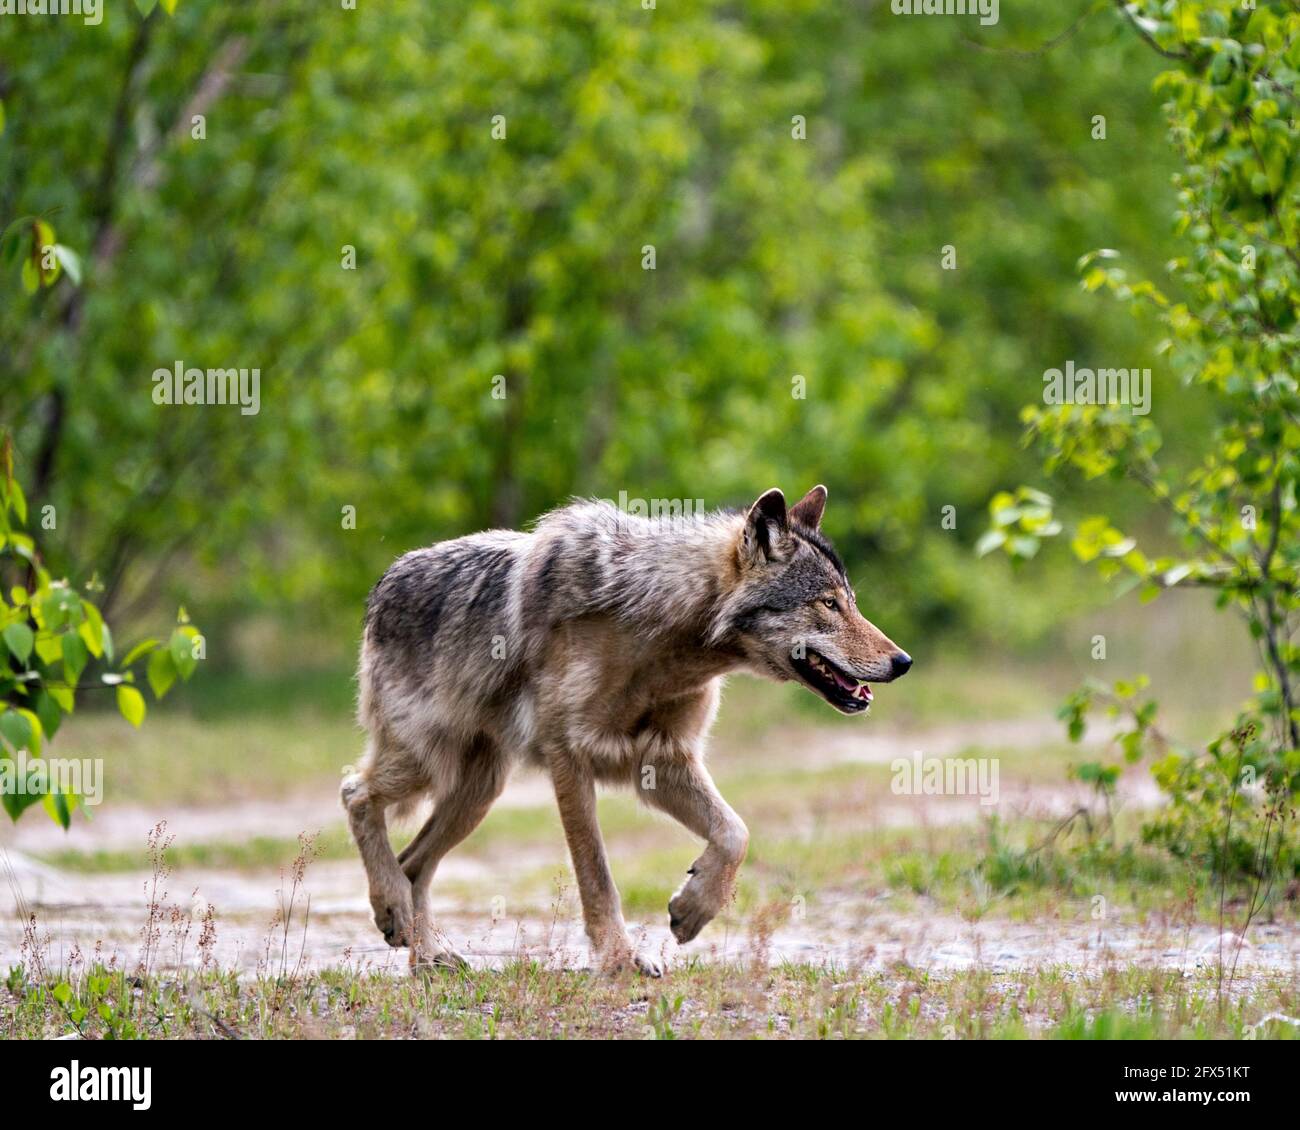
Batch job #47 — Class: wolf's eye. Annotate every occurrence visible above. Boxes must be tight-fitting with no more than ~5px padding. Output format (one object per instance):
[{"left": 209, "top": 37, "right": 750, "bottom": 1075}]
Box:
[{"left": 821, "top": 598, "right": 837, "bottom": 611}]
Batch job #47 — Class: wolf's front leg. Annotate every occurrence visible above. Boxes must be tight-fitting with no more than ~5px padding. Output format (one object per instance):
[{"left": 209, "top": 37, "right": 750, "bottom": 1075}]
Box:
[
  {"left": 547, "top": 751, "right": 663, "bottom": 978},
  {"left": 640, "top": 757, "right": 749, "bottom": 944}
]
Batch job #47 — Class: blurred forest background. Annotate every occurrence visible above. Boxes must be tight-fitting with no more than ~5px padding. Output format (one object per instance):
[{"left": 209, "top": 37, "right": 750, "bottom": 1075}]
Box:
[{"left": 3, "top": 1, "right": 1205, "bottom": 665}]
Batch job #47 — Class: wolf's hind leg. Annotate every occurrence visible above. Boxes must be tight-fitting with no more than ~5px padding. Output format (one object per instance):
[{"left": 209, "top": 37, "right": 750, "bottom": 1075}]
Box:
[
  {"left": 398, "top": 739, "right": 508, "bottom": 972},
  {"left": 341, "top": 766, "right": 414, "bottom": 948},
  {"left": 639, "top": 757, "right": 748, "bottom": 945}
]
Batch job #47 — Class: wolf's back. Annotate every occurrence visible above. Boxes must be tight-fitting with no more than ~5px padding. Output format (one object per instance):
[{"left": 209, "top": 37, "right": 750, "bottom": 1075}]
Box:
[{"left": 364, "top": 529, "right": 530, "bottom": 659}]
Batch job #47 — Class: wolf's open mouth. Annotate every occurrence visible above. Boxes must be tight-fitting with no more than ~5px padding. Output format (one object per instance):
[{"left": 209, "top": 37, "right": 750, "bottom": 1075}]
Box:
[{"left": 792, "top": 649, "right": 872, "bottom": 713}]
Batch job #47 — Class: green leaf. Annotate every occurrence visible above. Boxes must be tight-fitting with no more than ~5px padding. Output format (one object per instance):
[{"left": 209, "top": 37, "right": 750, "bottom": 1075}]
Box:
[
  {"left": 43, "top": 792, "right": 72, "bottom": 831},
  {"left": 61, "top": 630, "right": 88, "bottom": 686},
  {"left": 34, "top": 634, "right": 63, "bottom": 666},
  {"left": 134, "top": 0, "right": 158, "bottom": 13},
  {"left": 117, "top": 684, "right": 146, "bottom": 728},
  {"left": 40, "top": 587, "right": 80, "bottom": 632},
  {"left": 120, "top": 637, "right": 159, "bottom": 668},
  {"left": 9, "top": 476, "right": 26, "bottom": 525},
  {"left": 3, "top": 622, "right": 33, "bottom": 664},
  {"left": 2, "top": 778, "right": 44, "bottom": 823},
  {"left": 147, "top": 647, "right": 177, "bottom": 699},
  {"left": 0, "top": 707, "right": 33, "bottom": 754},
  {"left": 32, "top": 690, "right": 62, "bottom": 742},
  {"left": 170, "top": 627, "right": 198, "bottom": 680},
  {"left": 1120, "top": 730, "right": 1143, "bottom": 764},
  {"left": 78, "top": 604, "right": 104, "bottom": 659}
]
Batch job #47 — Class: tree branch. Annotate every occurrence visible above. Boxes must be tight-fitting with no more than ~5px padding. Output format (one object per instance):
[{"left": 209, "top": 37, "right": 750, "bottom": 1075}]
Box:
[{"left": 1112, "top": 0, "right": 1191, "bottom": 61}]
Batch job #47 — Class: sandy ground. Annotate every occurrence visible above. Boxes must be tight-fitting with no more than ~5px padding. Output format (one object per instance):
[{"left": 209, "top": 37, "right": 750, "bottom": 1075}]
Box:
[
  {"left": 1, "top": 717, "right": 1294, "bottom": 981},
  {"left": 7, "top": 856, "right": 1297, "bottom": 981}
]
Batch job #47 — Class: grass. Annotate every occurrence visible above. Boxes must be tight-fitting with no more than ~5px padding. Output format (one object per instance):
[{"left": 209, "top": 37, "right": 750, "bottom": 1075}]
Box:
[
  {"left": 38, "top": 828, "right": 361, "bottom": 873},
  {"left": 4, "top": 959, "right": 1296, "bottom": 1040}
]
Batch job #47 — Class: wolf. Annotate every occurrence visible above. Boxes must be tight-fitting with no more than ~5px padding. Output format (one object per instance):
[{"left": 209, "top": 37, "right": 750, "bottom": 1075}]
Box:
[{"left": 342, "top": 485, "right": 911, "bottom": 976}]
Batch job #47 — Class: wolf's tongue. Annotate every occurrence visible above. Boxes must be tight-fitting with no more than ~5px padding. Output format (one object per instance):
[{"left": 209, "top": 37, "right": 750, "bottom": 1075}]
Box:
[{"left": 831, "top": 668, "right": 858, "bottom": 691}]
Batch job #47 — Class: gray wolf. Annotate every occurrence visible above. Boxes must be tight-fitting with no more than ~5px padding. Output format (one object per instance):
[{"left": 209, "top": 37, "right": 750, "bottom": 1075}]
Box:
[{"left": 342, "top": 485, "right": 912, "bottom": 976}]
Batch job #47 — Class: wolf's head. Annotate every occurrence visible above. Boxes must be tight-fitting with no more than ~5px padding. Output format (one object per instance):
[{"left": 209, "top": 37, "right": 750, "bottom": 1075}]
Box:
[{"left": 717, "top": 486, "right": 911, "bottom": 715}]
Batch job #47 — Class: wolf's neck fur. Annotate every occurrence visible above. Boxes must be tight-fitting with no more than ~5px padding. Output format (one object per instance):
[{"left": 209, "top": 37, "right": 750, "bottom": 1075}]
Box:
[{"left": 534, "top": 501, "right": 744, "bottom": 644}]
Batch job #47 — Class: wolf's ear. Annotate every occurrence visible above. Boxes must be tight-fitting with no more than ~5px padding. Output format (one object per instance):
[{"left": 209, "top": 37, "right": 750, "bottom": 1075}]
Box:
[
  {"left": 790, "top": 484, "right": 827, "bottom": 530},
  {"left": 744, "top": 488, "right": 788, "bottom": 563}
]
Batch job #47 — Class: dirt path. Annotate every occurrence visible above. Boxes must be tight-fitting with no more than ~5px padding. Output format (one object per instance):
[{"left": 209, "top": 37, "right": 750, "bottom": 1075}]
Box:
[
  {"left": 6, "top": 714, "right": 1293, "bottom": 979},
  {"left": 6, "top": 853, "right": 1297, "bottom": 980}
]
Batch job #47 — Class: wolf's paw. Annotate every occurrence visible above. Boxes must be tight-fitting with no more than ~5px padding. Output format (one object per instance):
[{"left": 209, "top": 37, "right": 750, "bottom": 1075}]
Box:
[
  {"left": 410, "top": 945, "right": 469, "bottom": 974},
  {"left": 596, "top": 940, "right": 664, "bottom": 979},
  {"left": 668, "top": 872, "right": 724, "bottom": 945},
  {"left": 616, "top": 950, "right": 664, "bottom": 979},
  {"left": 371, "top": 889, "right": 414, "bottom": 948},
  {"left": 634, "top": 951, "right": 665, "bottom": 978}
]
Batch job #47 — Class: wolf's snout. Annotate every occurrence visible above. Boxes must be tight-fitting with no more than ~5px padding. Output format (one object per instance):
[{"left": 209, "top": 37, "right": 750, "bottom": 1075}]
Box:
[{"left": 889, "top": 651, "right": 913, "bottom": 679}]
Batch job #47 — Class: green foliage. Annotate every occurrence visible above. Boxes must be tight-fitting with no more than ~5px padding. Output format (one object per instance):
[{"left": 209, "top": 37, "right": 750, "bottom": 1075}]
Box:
[
  {"left": 1058, "top": 675, "right": 1159, "bottom": 759},
  {"left": 0, "top": 437, "right": 200, "bottom": 827},
  {"left": 0, "top": 216, "right": 80, "bottom": 295},
  {"left": 984, "top": 0, "right": 1300, "bottom": 884},
  {"left": 1144, "top": 720, "right": 1300, "bottom": 879},
  {"left": 976, "top": 486, "right": 1062, "bottom": 560},
  {"left": 0, "top": 0, "right": 1181, "bottom": 649}
]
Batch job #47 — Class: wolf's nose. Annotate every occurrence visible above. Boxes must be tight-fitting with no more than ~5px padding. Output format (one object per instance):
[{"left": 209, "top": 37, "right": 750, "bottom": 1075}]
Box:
[{"left": 890, "top": 651, "right": 913, "bottom": 678}]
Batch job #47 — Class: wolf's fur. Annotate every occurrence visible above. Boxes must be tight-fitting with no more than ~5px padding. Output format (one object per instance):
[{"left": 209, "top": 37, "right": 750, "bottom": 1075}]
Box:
[{"left": 343, "top": 485, "right": 910, "bottom": 975}]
